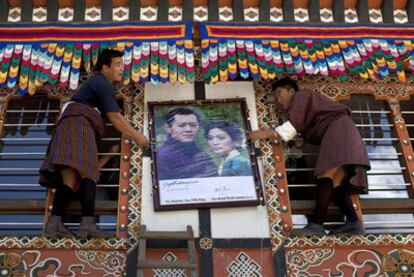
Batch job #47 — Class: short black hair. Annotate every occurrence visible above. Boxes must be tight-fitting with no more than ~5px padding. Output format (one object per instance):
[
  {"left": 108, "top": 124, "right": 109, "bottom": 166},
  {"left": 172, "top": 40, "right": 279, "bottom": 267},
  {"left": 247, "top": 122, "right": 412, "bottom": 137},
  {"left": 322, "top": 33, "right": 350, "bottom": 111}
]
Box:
[
  {"left": 164, "top": 107, "right": 200, "bottom": 125},
  {"left": 204, "top": 122, "right": 243, "bottom": 144},
  {"left": 94, "top": 49, "right": 124, "bottom": 72},
  {"left": 271, "top": 77, "right": 299, "bottom": 92}
]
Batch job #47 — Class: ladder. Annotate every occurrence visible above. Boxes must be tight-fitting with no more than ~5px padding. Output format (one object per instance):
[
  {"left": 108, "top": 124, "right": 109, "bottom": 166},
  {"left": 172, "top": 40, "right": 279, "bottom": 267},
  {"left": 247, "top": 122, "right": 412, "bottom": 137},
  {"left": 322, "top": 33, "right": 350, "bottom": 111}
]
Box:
[{"left": 137, "top": 225, "right": 198, "bottom": 277}]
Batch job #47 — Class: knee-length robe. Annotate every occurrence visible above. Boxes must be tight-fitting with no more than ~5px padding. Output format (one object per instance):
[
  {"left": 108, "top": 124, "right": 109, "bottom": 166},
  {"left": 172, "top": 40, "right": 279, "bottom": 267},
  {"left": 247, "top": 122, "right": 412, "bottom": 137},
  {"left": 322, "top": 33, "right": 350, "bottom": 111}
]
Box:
[
  {"left": 39, "top": 102, "right": 105, "bottom": 187},
  {"left": 286, "top": 89, "right": 370, "bottom": 193},
  {"left": 39, "top": 72, "right": 120, "bottom": 188}
]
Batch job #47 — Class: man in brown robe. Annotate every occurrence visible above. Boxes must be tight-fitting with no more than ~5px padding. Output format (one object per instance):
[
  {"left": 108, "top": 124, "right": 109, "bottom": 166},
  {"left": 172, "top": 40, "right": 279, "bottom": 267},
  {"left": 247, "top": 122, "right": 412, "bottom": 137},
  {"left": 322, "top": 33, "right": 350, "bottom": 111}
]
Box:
[{"left": 249, "top": 77, "right": 370, "bottom": 236}]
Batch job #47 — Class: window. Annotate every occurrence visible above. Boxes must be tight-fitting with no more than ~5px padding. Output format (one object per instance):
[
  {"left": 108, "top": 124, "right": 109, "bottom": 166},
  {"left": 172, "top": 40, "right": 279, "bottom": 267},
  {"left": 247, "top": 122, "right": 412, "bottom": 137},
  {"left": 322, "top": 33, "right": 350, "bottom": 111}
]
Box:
[
  {"left": 400, "top": 97, "right": 414, "bottom": 151},
  {"left": 0, "top": 94, "right": 59, "bottom": 235},
  {"left": 288, "top": 95, "right": 414, "bottom": 233},
  {"left": 0, "top": 94, "right": 127, "bottom": 237}
]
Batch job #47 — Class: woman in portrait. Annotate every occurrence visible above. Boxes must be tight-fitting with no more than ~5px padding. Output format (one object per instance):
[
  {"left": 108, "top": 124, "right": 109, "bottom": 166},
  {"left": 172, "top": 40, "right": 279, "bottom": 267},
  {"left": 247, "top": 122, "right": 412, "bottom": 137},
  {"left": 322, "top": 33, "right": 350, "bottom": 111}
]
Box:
[{"left": 204, "top": 122, "right": 251, "bottom": 176}]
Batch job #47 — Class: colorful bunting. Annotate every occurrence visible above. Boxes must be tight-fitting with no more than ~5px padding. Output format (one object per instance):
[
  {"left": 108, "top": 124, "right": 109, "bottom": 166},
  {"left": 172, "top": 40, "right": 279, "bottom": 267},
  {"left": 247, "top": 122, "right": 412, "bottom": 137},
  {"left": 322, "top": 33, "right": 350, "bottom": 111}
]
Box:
[
  {"left": 159, "top": 41, "right": 169, "bottom": 84},
  {"left": 199, "top": 22, "right": 414, "bottom": 83},
  {"left": 0, "top": 40, "right": 195, "bottom": 93},
  {"left": 1, "top": 22, "right": 414, "bottom": 92},
  {"left": 0, "top": 22, "right": 193, "bottom": 94},
  {"left": 168, "top": 41, "right": 177, "bottom": 84},
  {"left": 199, "top": 37, "right": 414, "bottom": 83}
]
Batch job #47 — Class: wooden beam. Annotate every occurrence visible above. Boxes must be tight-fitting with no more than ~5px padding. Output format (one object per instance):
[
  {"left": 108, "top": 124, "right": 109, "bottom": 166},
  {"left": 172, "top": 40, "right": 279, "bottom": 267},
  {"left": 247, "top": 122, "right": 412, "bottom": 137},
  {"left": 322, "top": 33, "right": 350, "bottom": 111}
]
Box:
[
  {"left": 259, "top": 0, "right": 270, "bottom": 21},
  {"left": 130, "top": 0, "right": 140, "bottom": 20},
  {"left": 73, "top": 0, "right": 86, "bottom": 21},
  {"left": 333, "top": 0, "right": 344, "bottom": 22},
  {"left": 357, "top": 0, "right": 369, "bottom": 23},
  {"left": 0, "top": 200, "right": 118, "bottom": 214},
  {"left": 282, "top": 0, "right": 294, "bottom": 22},
  {"left": 387, "top": 99, "right": 414, "bottom": 197},
  {"left": 0, "top": 200, "right": 46, "bottom": 213},
  {"left": 232, "top": 0, "right": 244, "bottom": 21},
  {"left": 291, "top": 198, "right": 414, "bottom": 214},
  {"left": 101, "top": 0, "right": 113, "bottom": 21},
  {"left": 116, "top": 135, "right": 132, "bottom": 237},
  {"left": 182, "top": 0, "right": 193, "bottom": 21},
  {"left": 21, "top": 0, "right": 33, "bottom": 22},
  {"left": 0, "top": 0, "right": 7, "bottom": 22},
  {"left": 208, "top": 0, "right": 218, "bottom": 21},
  {"left": 382, "top": 0, "right": 394, "bottom": 23},
  {"left": 157, "top": 0, "right": 169, "bottom": 21},
  {"left": 47, "top": 0, "right": 58, "bottom": 21},
  {"left": 309, "top": 0, "right": 320, "bottom": 22}
]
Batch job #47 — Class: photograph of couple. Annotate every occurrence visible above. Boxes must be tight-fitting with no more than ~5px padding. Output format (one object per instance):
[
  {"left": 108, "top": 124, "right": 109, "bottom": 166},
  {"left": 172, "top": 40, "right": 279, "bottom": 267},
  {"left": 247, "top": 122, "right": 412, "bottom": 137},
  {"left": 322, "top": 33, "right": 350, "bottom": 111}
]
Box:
[{"left": 149, "top": 100, "right": 260, "bottom": 210}]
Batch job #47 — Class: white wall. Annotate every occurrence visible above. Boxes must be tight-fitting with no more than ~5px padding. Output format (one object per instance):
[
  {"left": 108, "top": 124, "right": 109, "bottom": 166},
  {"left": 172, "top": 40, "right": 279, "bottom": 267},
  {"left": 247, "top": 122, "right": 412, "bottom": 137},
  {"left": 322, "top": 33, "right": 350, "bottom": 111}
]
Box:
[
  {"left": 141, "top": 82, "right": 270, "bottom": 238},
  {"left": 205, "top": 82, "right": 270, "bottom": 238},
  {"left": 141, "top": 83, "right": 200, "bottom": 234}
]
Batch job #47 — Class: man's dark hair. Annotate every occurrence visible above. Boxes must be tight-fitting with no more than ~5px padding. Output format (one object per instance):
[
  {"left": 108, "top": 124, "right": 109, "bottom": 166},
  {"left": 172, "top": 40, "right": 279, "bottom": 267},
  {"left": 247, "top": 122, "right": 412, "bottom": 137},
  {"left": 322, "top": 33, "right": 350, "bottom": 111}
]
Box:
[
  {"left": 204, "top": 122, "right": 243, "bottom": 144},
  {"left": 164, "top": 107, "right": 200, "bottom": 125},
  {"left": 93, "top": 49, "right": 124, "bottom": 72},
  {"left": 271, "top": 76, "right": 299, "bottom": 92}
]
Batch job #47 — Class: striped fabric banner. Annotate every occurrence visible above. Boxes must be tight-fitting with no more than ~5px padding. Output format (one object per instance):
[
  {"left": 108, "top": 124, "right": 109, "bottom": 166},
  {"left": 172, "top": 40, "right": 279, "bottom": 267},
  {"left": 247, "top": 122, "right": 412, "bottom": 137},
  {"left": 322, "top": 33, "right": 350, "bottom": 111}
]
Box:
[
  {"left": 199, "top": 22, "right": 414, "bottom": 40},
  {"left": 198, "top": 22, "right": 414, "bottom": 83},
  {"left": 0, "top": 22, "right": 194, "bottom": 94},
  {"left": 0, "top": 22, "right": 192, "bottom": 44}
]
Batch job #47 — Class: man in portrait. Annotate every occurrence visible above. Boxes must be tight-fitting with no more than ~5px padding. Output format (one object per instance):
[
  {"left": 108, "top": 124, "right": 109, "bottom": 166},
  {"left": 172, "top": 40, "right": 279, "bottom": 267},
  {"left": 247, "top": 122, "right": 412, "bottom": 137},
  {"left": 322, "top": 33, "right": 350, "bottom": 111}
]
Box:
[{"left": 157, "top": 107, "right": 217, "bottom": 180}]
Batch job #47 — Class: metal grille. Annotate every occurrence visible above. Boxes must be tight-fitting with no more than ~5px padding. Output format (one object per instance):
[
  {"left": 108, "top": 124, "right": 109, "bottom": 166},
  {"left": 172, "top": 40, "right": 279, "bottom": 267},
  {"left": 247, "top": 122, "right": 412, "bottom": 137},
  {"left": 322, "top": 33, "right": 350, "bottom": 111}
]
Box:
[
  {"left": 0, "top": 95, "right": 121, "bottom": 235},
  {"left": 289, "top": 95, "right": 414, "bottom": 233}
]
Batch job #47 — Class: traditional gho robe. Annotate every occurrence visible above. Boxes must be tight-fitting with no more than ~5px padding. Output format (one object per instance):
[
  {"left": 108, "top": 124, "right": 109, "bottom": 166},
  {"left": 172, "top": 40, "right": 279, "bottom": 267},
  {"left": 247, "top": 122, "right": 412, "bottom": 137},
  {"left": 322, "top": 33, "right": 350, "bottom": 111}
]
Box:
[
  {"left": 157, "top": 137, "right": 217, "bottom": 180},
  {"left": 275, "top": 89, "right": 370, "bottom": 193},
  {"left": 39, "top": 73, "right": 120, "bottom": 187}
]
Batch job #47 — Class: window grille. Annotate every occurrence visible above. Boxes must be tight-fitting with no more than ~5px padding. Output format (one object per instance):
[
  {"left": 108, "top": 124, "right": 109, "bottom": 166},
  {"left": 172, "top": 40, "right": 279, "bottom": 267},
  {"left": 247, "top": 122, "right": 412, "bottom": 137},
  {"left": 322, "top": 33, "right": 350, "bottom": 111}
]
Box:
[
  {"left": 0, "top": 94, "right": 126, "bottom": 236},
  {"left": 288, "top": 95, "right": 414, "bottom": 233},
  {"left": 0, "top": 94, "right": 59, "bottom": 235}
]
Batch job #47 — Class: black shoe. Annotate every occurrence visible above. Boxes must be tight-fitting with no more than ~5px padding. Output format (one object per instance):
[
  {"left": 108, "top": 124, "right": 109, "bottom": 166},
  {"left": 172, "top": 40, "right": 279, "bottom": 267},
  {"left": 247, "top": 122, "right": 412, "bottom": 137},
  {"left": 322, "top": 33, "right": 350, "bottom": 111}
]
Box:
[
  {"left": 330, "top": 220, "right": 365, "bottom": 236},
  {"left": 291, "top": 222, "right": 326, "bottom": 236},
  {"left": 43, "top": 215, "right": 74, "bottom": 238},
  {"left": 77, "top": 217, "right": 112, "bottom": 238}
]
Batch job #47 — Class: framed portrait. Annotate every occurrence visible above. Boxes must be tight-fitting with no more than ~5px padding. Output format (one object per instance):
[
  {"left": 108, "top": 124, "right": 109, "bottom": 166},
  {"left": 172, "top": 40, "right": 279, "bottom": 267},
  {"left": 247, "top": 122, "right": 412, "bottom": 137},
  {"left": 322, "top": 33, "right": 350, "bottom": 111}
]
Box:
[{"left": 148, "top": 98, "right": 262, "bottom": 211}]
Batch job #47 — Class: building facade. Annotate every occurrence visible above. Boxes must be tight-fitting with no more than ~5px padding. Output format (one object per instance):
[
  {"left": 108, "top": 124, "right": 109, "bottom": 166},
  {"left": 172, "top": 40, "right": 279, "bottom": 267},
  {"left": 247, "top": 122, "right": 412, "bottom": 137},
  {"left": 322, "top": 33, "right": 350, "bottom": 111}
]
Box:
[{"left": 0, "top": 0, "right": 414, "bottom": 276}]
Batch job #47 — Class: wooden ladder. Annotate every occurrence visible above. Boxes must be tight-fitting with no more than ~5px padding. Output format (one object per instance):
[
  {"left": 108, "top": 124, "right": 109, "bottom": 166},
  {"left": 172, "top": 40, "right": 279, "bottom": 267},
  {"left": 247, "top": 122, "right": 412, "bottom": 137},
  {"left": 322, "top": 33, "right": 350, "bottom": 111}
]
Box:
[{"left": 137, "top": 225, "right": 198, "bottom": 277}]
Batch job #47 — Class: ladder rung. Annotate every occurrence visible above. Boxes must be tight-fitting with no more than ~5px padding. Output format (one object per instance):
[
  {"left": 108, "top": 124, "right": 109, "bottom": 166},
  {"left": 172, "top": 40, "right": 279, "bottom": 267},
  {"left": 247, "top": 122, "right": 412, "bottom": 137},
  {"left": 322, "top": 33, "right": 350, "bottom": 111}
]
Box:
[
  {"left": 139, "top": 231, "right": 193, "bottom": 240},
  {"left": 137, "top": 260, "right": 196, "bottom": 269},
  {"left": 137, "top": 225, "right": 197, "bottom": 277}
]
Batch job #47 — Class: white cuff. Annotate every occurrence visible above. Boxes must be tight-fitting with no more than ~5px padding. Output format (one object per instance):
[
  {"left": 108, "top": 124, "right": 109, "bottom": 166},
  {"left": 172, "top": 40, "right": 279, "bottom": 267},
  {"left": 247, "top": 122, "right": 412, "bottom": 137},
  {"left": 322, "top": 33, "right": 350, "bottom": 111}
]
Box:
[{"left": 275, "top": 121, "right": 297, "bottom": 142}]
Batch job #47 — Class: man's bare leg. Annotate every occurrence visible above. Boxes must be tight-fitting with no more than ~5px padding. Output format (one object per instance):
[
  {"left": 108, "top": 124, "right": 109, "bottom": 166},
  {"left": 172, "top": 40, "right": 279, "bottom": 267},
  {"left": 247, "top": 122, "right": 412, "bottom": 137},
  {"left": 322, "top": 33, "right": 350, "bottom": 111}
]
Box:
[
  {"left": 61, "top": 168, "right": 80, "bottom": 192},
  {"left": 330, "top": 169, "right": 364, "bottom": 235}
]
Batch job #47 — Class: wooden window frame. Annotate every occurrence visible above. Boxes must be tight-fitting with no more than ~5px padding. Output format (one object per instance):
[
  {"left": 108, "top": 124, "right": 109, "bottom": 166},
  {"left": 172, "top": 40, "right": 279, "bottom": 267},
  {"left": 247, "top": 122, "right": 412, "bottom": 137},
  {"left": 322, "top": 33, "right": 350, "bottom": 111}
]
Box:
[
  {"left": 268, "top": 93, "right": 414, "bottom": 233},
  {"left": 0, "top": 90, "right": 132, "bottom": 238}
]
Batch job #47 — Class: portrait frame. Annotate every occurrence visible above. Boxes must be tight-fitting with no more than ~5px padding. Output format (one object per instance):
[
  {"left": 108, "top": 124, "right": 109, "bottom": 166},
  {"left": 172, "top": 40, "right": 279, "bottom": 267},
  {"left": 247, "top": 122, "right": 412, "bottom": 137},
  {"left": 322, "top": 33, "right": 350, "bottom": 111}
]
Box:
[{"left": 148, "top": 98, "right": 262, "bottom": 211}]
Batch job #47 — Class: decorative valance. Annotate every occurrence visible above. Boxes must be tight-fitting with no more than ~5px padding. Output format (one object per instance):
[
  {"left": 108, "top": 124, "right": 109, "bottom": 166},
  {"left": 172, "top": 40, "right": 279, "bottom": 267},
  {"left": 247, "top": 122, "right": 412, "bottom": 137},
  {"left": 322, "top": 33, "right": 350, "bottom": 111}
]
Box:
[
  {"left": 198, "top": 22, "right": 414, "bottom": 83},
  {"left": 0, "top": 22, "right": 193, "bottom": 94}
]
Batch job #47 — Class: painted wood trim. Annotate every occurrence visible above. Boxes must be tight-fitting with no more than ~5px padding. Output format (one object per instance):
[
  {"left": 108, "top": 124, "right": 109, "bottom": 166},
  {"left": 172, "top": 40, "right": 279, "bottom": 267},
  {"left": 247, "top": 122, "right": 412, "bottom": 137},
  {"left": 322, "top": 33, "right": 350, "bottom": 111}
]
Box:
[
  {"left": 387, "top": 98, "right": 414, "bottom": 197},
  {"left": 0, "top": 0, "right": 8, "bottom": 21},
  {"left": 259, "top": 0, "right": 270, "bottom": 21},
  {"left": 208, "top": 0, "right": 219, "bottom": 21},
  {"left": 382, "top": 0, "right": 394, "bottom": 23},
  {"left": 47, "top": 0, "right": 58, "bottom": 21},
  {"left": 282, "top": 0, "right": 295, "bottom": 21},
  {"left": 116, "top": 135, "right": 132, "bottom": 237},
  {"left": 272, "top": 141, "right": 293, "bottom": 235},
  {"left": 357, "top": 0, "right": 369, "bottom": 23},
  {"left": 309, "top": 0, "right": 320, "bottom": 22},
  {"left": 333, "top": 0, "right": 345, "bottom": 22},
  {"left": 291, "top": 198, "right": 414, "bottom": 213}
]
